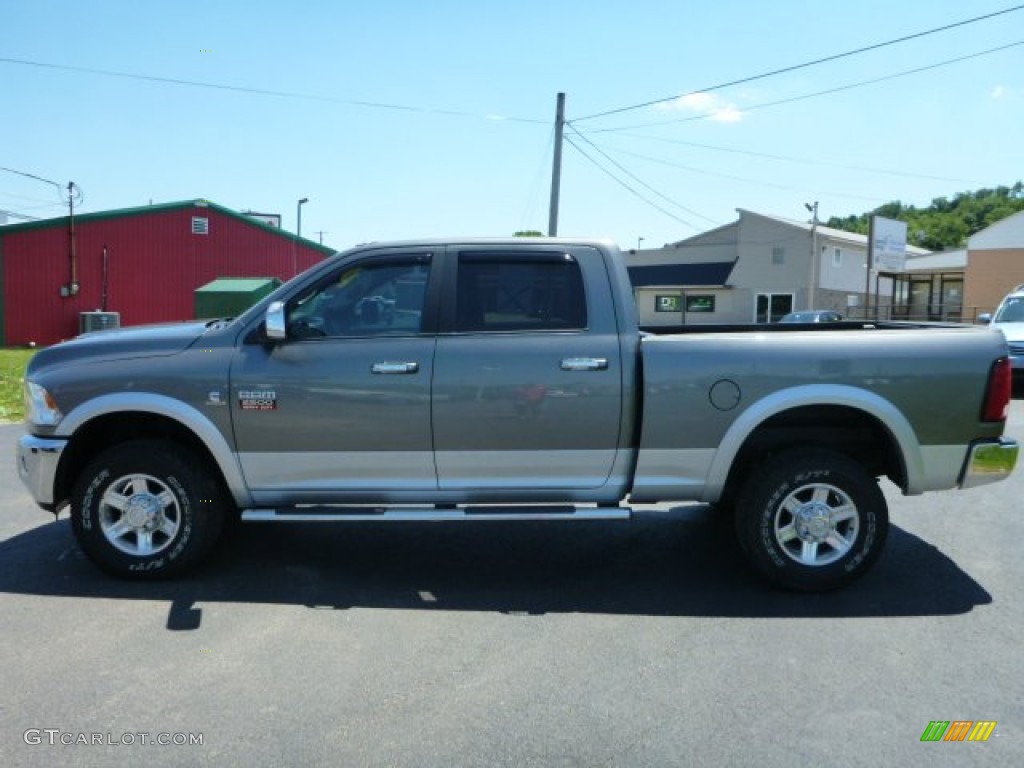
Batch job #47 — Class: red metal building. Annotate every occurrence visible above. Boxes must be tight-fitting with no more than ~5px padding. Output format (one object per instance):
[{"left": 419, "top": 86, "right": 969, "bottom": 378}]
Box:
[{"left": 0, "top": 199, "right": 334, "bottom": 346}]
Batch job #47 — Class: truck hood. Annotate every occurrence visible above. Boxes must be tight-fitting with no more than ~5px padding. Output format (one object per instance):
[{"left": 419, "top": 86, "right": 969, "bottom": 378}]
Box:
[{"left": 29, "top": 321, "right": 212, "bottom": 371}]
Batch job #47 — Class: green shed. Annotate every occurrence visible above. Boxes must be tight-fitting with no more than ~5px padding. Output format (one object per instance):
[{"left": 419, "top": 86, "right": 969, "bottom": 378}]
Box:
[{"left": 194, "top": 277, "right": 282, "bottom": 319}]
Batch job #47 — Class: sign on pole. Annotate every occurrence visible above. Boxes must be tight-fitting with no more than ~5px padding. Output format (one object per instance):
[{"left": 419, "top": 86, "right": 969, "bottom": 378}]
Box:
[{"left": 871, "top": 216, "right": 908, "bottom": 273}]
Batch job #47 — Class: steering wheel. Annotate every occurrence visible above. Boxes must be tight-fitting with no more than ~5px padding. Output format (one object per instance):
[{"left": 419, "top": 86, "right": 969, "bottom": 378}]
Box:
[
  {"left": 322, "top": 301, "right": 357, "bottom": 336},
  {"left": 288, "top": 317, "right": 326, "bottom": 339}
]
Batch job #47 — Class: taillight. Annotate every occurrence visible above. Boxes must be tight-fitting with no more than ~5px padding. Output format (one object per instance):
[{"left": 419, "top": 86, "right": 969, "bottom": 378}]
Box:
[{"left": 982, "top": 357, "right": 1012, "bottom": 422}]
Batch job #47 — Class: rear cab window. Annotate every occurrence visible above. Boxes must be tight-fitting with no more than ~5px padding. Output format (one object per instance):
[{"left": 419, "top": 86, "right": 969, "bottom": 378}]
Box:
[{"left": 452, "top": 252, "right": 587, "bottom": 333}]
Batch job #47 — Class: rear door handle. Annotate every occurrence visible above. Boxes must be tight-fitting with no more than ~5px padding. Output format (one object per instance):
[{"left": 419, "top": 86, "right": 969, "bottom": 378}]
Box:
[
  {"left": 560, "top": 357, "right": 608, "bottom": 371},
  {"left": 371, "top": 362, "right": 420, "bottom": 375}
]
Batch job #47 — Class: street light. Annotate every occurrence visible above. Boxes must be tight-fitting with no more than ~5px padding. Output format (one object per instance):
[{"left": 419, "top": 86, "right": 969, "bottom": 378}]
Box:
[
  {"left": 637, "top": 236, "right": 645, "bottom": 251},
  {"left": 805, "top": 201, "right": 818, "bottom": 310},
  {"left": 297, "top": 197, "right": 309, "bottom": 238}
]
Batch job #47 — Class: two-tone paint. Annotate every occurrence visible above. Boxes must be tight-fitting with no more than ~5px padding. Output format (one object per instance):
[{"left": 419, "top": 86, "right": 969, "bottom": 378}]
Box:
[{"left": 17, "top": 238, "right": 1018, "bottom": 517}]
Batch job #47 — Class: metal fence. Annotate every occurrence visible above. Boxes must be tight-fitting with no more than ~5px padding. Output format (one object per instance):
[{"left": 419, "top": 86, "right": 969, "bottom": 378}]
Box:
[{"left": 845, "top": 304, "right": 992, "bottom": 324}]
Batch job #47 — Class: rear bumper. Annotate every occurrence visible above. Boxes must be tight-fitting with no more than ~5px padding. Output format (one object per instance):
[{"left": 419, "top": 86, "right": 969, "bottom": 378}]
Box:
[
  {"left": 16, "top": 434, "right": 67, "bottom": 510},
  {"left": 959, "top": 437, "right": 1019, "bottom": 490}
]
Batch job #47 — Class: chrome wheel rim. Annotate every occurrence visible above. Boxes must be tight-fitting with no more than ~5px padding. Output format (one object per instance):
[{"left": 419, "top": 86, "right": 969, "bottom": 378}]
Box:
[
  {"left": 98, "top": 474, "right": 181, "bottom": 556},
  {"left": 773, "top": 482, "right": 859, "bottom": 566}
]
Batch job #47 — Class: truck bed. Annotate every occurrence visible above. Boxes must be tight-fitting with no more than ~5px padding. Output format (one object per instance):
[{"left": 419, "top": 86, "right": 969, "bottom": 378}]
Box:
[{"left": 640, "top": 320, "right": 969, "bottom": 335}]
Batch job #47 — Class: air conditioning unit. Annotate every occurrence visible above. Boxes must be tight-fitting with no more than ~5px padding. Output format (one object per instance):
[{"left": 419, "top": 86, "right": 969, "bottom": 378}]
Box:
[{"left": 79, "top": 311, "right": 121, "bottom": 334}]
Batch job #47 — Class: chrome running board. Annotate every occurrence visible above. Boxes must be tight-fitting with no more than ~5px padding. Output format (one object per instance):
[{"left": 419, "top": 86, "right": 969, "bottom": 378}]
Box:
[{"left": 241, "top": 505, "right": 632, "bottom": 523}]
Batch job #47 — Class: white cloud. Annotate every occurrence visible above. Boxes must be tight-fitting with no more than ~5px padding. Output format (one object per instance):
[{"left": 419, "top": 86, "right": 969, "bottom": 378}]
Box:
[
  {"left": 710, "top": 106, "right": 744, "bottom": 123},
  {"left": 991, "top": 85, "right": 1006, "bottom": 100},
  {"left": 655, "top": 91, "right": 744, "bottom": 123}
]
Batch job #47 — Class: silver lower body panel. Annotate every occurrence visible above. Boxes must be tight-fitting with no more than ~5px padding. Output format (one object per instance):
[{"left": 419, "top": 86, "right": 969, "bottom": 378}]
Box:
[{"left": 241, "top": 505, "right": 632, "bottom": 522}]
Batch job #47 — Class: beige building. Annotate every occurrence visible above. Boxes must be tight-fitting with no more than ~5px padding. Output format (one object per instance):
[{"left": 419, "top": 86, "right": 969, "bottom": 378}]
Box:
[
  {"left": 628, "top": 209, "right": 929, "bottom": 326},
  {"left": 963, "top": 210, "right": 1024, "bottom": 315},
  {"left": 894, "top": 249, "right": 967, "bottom": 322}
]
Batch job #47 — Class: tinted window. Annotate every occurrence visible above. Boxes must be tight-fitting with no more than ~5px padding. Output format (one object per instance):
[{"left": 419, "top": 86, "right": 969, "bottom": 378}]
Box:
[
  {"left": 288, "top": 258, "right": 430, "bottom": 338},
  {"left": 455, "top": 256, "right": 586, "bottom": 332}
]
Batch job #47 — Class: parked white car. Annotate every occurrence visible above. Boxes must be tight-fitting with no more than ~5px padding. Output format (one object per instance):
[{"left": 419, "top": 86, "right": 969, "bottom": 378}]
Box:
[{"left": 982, "top": 284, "right": 1024, "bottom": 380}]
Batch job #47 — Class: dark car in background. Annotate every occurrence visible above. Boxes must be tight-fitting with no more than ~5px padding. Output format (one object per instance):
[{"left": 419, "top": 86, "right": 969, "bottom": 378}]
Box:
[{"left": 779, "top": 310, "right": 844, "bottom": 323}]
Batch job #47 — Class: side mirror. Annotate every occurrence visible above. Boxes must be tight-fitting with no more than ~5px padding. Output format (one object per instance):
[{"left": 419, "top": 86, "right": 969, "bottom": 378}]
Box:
[
  {"left": 978, "top": 313, "right": 992, "bottom": 325},
  {"left": 265, "top": 301, "right": 287, "bottom": 340}
]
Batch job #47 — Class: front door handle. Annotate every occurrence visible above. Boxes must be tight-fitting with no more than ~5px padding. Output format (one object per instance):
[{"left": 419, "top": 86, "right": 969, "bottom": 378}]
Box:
[
  {"left": 560, "top": 357, "right": 608, "bottom": 372},
  {"left": 371, "top": 362, "right": 420, "bottom": 375}
]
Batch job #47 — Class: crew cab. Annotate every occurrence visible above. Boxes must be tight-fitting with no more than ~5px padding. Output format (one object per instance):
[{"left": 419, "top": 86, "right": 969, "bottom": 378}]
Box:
[{"left": 17, "top": 239, "right": 1019, "bottom": 591}]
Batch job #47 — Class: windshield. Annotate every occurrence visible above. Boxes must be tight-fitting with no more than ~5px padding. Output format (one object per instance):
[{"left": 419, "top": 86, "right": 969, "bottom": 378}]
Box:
[{"left": 993, "top": 296, "right": 1024, "bottom": 323}]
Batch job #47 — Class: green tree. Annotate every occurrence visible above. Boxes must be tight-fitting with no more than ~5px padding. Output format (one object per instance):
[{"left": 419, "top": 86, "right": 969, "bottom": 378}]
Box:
[
  {"left": 514, "top": 230, "right": 544, "bottom": 237},
  {"left": 824, "top": 182, "right": 1024, "bottom": 250}
]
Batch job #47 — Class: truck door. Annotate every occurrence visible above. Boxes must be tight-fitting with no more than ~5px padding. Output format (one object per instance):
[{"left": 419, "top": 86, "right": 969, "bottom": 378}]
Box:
[
  {"left": 230, "top": 250, "right": 439, "bottom": 503},
  {"left": 432, "top": 246, "right": 623, "bottom": 491}
]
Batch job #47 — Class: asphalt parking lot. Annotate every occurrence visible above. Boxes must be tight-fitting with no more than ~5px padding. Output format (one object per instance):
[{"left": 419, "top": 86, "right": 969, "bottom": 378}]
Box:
[{"left": 2, "top": 402, "right": 1022, "bottom": 768}]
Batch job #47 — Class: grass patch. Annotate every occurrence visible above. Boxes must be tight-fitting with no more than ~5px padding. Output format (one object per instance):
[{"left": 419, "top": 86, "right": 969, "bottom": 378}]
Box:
[{"left": 0, "top": 348, "right": 36, "bottom": 422}]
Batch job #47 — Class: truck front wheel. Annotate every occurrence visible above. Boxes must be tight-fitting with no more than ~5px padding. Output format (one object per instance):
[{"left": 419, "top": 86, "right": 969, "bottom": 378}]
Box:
[
  {"left": 735, "top": 449, "right": 889, "bottom": 591},
  {"left": 70, "top": 440, "right": 224, "bottom": 579}
]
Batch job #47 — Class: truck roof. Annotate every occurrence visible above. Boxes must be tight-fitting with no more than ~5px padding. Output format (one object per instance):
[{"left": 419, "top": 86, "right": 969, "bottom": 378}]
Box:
[{"left": 338, "top": 237, "right": 619, "bottom": 252}]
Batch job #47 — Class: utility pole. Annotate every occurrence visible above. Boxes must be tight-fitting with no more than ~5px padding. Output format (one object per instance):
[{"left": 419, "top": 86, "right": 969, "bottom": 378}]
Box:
[
  {"left": 67, "top": 181, "right": 79, "bottom": 296},
  {"left": 547, "top": 92, "right": 565, "bottom": 237},
  {"left": 865, "top": 216, "right": 875, "bottom": 319},
  {"left": 315, "top": 230, "right": 327, "bottom": 245},
  {"left": 805, "top": 201, "right": 818, "bottom": 310},
  {"left": 0, "top": 168, "right": 76, "bottom": 293}
]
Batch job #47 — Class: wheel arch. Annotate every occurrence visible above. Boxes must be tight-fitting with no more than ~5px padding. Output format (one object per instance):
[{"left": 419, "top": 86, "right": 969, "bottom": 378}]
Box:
[
  {"left": 54, "top": 393, "right": 250, "bottom": 511},
  {"left": 705, "top": 385, "right": 921, "bottom": 503}
]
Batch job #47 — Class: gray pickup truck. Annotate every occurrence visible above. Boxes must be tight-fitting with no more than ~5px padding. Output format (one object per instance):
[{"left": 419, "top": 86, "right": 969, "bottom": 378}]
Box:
[{"left": 17, "top": 238, "right": 1019, "bottom": 591}]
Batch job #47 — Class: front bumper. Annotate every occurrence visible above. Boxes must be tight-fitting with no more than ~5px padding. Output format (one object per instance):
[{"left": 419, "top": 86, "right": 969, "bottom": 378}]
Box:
[
  {"left": 959, "top": 437, "right": 1019, "bottom": 490},
  {"left": 1008, "top": 342, "right": 1023, "bottom": 372},
  {"left": 16, "top": 434, "right": 68, "bottom": 510}
]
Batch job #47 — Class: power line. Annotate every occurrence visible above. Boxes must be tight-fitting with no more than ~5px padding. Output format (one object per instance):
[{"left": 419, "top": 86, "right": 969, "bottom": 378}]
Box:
[
  {"left": 0, "top": 209, "right": 41, "bottom": 221},
  {"left": 591, "top": 135, "right": 981, "bottom": 185},
  {"left": 585, "top": 40, "right": 1023, "bottom": 132},
  {"left": 575, "top": 4, "right": 1024, "bottom": 121},
  {"left": 0, "top": 200, "right": 67, "bottom": 212},
  {"left": 0, "top": 190, "right": 68, "bottom": 206},
  {"left": 563, "top": 134, "right": 698, "bottom": 231},
  {"left": 0, "top": 165, "right": 62, "bottom": 191},
  {"left": 520, "top": 124, "right": 557, "bottom": 233},
  {"left": 567, "top": 125, "right": 720, "bottom": 225},
  {"left": 592, "top": 144, "right": 889, "bottom": 204},
  {"left": 0, "top": 57, "right": 548, "bottom": 125}
]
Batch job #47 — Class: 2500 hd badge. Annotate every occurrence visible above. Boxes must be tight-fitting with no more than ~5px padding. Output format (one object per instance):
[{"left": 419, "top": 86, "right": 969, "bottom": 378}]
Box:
[{"left": 238, "top": 389, "right": 277, "bottom": 411}]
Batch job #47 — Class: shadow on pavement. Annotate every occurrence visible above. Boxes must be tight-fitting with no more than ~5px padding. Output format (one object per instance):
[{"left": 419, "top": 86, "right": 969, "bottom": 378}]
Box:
[{"left": 0, "top": 505, "right": 991, "bottom": 627}]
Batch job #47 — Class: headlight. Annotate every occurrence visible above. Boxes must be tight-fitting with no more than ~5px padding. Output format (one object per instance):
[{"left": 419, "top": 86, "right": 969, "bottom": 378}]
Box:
[{"left": 24, "top": 382, "right": 64, "bottom": 427}]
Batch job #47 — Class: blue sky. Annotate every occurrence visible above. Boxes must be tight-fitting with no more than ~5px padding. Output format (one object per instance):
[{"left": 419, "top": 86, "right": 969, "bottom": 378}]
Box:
[{"left": 2, "top": 1, "right": 1022, "bottom": 250}]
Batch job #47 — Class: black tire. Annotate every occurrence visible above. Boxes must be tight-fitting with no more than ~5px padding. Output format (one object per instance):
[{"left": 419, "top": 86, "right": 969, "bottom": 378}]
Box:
[
  {"left": 71, "top": 440, "right": 225, "bottom": 579},
  {"left": 734, "top": 449, "right": 888, "bottom": 592}
]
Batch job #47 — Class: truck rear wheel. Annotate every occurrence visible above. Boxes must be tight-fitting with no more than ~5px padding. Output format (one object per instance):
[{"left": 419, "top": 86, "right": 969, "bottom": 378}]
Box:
[
  {"left": 735, "top": 449, "right": 888, "bottom": 591},
  {"left": 70, "top": 440, "right": 224, "bottom": 579}
]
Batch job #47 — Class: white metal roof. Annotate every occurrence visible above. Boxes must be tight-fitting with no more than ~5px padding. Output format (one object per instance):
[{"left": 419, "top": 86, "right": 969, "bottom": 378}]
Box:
[{"left": 968, "top": 209, "right": 1024, "bottom": 250}]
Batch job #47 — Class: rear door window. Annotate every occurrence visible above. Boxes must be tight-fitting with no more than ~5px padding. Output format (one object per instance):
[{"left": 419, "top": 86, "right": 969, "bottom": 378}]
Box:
[{"left": 455, "top": 254, "right": 587, "bottom": 332}]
